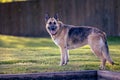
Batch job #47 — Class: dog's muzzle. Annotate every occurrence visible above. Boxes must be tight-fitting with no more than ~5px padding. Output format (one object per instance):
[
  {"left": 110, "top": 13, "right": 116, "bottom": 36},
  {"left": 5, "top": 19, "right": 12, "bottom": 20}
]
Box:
[{"left": 48, "top": 26, "right": 57, "bottom": 35}]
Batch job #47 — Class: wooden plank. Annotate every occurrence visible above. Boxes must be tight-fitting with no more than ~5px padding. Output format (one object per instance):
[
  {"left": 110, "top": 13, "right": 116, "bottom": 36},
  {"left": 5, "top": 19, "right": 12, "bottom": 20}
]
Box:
[
  {"left": 0, "top": 70, "right": 97, "bottom": 80},
  {"left": 0, "top": 70, "right": 120, "bottom": 80},
  {"left": 98, "top": 70, "right": 120, "bottom": 80}
]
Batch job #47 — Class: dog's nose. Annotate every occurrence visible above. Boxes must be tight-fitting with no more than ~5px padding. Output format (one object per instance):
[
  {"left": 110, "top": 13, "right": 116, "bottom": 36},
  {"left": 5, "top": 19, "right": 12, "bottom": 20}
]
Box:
[
  {"left": 51, "top": 28, "right": 55, "bottom": 30},
  {"left": 51, "top": 26, "right": 57, "bottom": 30}
]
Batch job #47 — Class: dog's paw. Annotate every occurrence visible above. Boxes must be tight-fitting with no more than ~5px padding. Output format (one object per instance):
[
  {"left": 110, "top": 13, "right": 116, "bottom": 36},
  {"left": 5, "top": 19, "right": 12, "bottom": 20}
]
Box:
[
  {"left": 59, "top": 62, "right": 67, "bottom": 66},
  {"left": 59, "top": 63, "right": 63, "bottom": 66},
  {"left": 59, "top": 62, "right": 64, "bottom": 66},
  {"left": 99, "top": 65, "right": 105, "bottom": 70}
]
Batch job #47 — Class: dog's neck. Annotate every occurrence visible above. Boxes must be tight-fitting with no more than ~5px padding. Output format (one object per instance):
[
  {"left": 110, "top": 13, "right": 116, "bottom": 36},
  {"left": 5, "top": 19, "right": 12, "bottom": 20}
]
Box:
[{"left": 52, "top": 24, "right": 68, "bottom": 41}]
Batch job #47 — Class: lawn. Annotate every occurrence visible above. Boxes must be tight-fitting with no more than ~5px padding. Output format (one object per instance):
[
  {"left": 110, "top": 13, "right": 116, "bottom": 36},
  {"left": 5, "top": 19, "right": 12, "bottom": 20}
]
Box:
[{"left": 0, "top": 35, "right": 120, "bottom": 74}]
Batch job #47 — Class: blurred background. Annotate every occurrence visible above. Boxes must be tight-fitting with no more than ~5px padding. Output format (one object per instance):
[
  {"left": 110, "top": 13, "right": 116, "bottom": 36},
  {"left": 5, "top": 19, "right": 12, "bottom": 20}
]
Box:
[{"left": 0, "top": 0, "right": 120, "bottom": 37}]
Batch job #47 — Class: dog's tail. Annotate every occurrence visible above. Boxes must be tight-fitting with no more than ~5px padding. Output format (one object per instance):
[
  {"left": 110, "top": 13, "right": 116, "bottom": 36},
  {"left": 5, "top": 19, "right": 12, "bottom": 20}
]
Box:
[{"left": 102, "top": 35, "right": 114, "bottom": 65}]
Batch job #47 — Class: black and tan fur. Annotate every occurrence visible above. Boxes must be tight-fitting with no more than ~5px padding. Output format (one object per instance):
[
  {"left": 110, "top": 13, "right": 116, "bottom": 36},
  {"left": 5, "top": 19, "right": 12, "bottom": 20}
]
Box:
[{"left": 45, "top": 14, "right": 114, "bottom": 69}]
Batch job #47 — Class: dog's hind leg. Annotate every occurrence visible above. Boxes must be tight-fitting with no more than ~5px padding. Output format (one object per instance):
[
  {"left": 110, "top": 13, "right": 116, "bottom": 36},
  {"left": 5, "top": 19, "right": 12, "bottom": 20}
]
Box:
[
  {"left": 100, "top": 58, "right": 106, "bottom": 70},
  {"left": 88, "top": 36, "right": 113, "bottom": 69},
  {"left": 90, "top": 46, "right": 107, "bottom": 69}
]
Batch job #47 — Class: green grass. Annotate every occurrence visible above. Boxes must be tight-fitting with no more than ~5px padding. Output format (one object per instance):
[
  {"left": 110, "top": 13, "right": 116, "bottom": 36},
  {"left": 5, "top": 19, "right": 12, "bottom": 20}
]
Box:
[{"left": 0, "top": 35, "right": 120, "bottom": 74}]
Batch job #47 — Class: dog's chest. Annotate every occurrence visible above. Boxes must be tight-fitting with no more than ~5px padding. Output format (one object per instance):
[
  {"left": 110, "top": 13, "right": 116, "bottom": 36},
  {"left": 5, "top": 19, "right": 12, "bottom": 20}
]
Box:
[{"left": 53, "top": 38, "right": 60, "bottom": 46}]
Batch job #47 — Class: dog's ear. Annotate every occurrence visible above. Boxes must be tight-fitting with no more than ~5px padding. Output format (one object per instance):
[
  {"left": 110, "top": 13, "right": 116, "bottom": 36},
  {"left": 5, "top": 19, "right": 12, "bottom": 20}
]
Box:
[
  {"left": 45, "top": 13, "right": 50, "bottom": 22},
  {"left": 54, "top": 13, "right": 59, "bottom": 20}
]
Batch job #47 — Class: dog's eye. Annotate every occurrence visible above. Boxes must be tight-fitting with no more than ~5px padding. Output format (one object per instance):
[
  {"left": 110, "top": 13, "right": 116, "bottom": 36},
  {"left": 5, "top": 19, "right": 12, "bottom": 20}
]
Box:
[
  {"left": 49, "top": 22, "right": 52, "bottom": 25},
  {"left": 53, "top": 22, "right": 56, "bottom": 25}
]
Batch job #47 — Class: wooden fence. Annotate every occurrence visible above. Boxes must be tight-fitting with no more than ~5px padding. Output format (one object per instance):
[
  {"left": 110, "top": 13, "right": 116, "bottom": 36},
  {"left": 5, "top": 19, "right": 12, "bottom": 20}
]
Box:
[{"left": 0, "top": 0, "right": 120, "bottom": 37}]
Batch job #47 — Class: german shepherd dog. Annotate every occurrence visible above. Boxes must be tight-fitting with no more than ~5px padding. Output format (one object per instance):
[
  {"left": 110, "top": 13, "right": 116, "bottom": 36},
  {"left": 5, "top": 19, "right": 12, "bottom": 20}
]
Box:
[{"left": 45, "top": 14, "right": 114, "bottom": 69}]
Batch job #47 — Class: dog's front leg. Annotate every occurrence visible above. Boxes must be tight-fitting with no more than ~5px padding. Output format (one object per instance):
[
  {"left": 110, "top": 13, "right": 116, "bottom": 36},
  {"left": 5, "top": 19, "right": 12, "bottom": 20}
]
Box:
[
  {"left": 65, "top": 49, "right": 69, "bottom": 64},
  {"left": 60, "top": 47, "right": 68, "bottom": 66}
]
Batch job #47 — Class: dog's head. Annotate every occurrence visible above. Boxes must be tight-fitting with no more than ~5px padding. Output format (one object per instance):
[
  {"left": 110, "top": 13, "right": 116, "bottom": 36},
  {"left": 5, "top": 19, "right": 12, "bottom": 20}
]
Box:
[{"left": 45, "top": 13, "right": 61, "bottom": 35}]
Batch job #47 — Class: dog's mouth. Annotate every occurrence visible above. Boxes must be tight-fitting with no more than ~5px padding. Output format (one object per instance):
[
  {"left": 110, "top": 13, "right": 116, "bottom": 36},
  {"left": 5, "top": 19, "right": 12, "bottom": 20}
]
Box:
[
  {"left": 48, "top": 26, "right": 57, "bottom": 35},
  {"left": 50, "top": 30, "right": 57, "bottom": 35}
]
